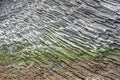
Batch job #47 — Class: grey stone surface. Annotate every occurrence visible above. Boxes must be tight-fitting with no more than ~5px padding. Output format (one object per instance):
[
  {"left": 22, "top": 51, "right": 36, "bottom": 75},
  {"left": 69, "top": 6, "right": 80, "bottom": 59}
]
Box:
[{"left": 0, "top": 0, "right": 120, "bottom": 50}]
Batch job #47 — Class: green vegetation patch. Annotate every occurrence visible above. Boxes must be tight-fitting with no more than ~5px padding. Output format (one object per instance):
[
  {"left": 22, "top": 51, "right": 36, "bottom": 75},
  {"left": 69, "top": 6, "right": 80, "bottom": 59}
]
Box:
[
  {"left": 0, "top": 31, "right": 120, "bottom": 66},
  {"left": 0, "top": 40, "right": 120, "bottom": 67}
]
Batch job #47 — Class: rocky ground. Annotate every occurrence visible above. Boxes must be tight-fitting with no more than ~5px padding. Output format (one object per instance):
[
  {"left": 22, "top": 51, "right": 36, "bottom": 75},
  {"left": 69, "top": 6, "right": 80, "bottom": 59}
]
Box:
[
  {"left": 0, "top": 0, "right": 120, "bottom": 80},
  {"left": 0, "top": 0, "right": 120, "bottom": 49},
  {"left": 0, "top": 60, "right": 120, "bottom": 80}
]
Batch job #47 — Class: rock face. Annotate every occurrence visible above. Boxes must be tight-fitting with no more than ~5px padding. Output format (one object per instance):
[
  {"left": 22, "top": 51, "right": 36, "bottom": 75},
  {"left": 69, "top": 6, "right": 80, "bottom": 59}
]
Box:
[
  {"left": 0, "top": 0, "right": 120, "bottom": 80},
  {"left": 0, "top": 0, "right": 120, "bottom": 49}
]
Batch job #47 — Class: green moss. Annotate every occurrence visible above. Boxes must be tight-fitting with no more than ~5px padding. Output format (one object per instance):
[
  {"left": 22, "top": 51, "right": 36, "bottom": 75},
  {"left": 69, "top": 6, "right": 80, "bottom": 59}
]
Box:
[{"left": 0, "top": 40, "right": 120, "bottom": 66}]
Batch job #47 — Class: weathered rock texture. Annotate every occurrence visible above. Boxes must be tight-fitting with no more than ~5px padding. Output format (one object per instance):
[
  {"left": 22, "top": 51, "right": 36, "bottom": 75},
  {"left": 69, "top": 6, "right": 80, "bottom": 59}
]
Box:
[
  {"left": 0, "top": 0, "right": 120, "bottom": 49},
  {"left": 0, "top": 0, "right": 120, "bottom": 80}
]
